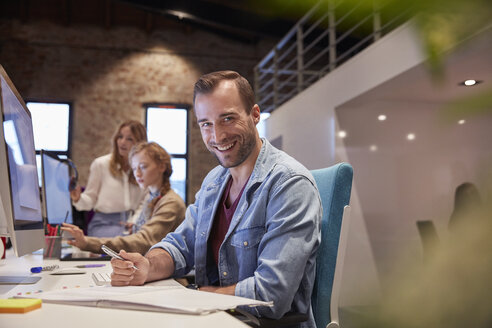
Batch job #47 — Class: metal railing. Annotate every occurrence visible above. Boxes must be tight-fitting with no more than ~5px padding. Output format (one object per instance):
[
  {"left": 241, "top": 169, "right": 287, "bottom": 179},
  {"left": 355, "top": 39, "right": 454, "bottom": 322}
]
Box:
[{"left": 254, "top": 0, "right": 410, "bottom": 113}]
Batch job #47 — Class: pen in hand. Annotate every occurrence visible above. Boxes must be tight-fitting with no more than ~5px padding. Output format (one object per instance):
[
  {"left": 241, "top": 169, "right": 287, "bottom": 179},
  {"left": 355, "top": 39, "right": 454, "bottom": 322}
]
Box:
[{"left": 101, "top": 245, "right": 139, "bottom": 270}]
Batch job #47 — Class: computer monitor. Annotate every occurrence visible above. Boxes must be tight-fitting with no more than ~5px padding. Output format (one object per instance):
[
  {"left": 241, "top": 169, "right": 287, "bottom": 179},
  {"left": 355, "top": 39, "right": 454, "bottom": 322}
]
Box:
[
  {"left": 0, "top": 65, "right": 44, "bottom": 259},
  {"left": 40, "top": 150, "right": 73, "bottom": 225}
]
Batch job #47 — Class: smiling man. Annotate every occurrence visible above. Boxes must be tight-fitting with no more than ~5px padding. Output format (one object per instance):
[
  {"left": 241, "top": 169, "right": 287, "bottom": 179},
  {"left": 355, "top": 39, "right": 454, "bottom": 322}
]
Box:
[{"left": 110, "top": 71, "right": 321, "bottom": 327}]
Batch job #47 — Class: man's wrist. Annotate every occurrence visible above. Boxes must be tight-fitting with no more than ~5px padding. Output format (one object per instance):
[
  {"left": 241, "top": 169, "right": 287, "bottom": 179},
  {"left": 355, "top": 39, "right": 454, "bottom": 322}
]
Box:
[{"left": 145, "top": 248, "right": 174, "bottom": 281}]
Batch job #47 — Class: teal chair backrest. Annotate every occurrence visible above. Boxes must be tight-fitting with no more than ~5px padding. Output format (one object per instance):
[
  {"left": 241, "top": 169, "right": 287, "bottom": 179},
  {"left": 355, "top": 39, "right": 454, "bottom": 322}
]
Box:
[{"left": 311, "top": 163, "right": 353, "bottom": 328}]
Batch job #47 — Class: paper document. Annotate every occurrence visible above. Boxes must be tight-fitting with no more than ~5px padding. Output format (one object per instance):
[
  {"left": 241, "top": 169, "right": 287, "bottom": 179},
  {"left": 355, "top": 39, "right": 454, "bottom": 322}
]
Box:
[{"left": 16, "top": 285, "right": 273, "bottom": 315}]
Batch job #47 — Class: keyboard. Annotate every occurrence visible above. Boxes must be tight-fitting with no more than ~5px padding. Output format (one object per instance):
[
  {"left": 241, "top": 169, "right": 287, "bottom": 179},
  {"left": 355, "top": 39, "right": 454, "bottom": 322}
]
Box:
[{"left": 92, "top": 272, "right": 112, "bottom": 286}]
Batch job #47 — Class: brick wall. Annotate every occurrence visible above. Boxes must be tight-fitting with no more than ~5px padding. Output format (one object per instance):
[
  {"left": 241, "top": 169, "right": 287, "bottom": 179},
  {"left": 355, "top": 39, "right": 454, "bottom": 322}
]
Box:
[{"left": 0, "top": 19, "right": 272, "bottom": 203}]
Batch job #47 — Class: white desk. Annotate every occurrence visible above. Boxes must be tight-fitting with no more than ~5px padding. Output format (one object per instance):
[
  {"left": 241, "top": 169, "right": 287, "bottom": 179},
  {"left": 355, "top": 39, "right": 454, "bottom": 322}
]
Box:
[{"left": 0, "top": 249, "right": 249, "bottom": 328}]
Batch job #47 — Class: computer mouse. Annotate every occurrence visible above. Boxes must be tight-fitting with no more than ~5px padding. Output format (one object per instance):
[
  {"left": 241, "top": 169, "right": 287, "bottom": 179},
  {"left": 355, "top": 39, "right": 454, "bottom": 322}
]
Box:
[{"left": 50, "top": 267, "right": 87, "bottom": 275}]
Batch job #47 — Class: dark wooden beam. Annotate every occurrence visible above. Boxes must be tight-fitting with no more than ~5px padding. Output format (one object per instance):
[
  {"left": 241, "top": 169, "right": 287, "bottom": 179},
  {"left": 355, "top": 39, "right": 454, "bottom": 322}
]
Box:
[
  {"left": 145, "top": 11, "right": 153, "bottom": 34},
  {"left": 19, "top": 0, "right": 29, "bottom": 23},
  {"left": 61, "top": 0, "right": 71, "bottom": 27},
  {"left": 105, "top": 0, "right": 112, "bottom": 29}
]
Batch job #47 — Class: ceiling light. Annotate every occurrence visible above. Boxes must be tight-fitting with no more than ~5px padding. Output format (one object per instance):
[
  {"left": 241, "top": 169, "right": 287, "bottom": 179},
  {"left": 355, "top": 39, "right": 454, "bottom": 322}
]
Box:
[
  {"left": 459, "top": 79, "right": 483, "bottom": 86},
  {"left": 406, "top": 133, "right": 415, "bottom": 141},
  {"left": 378, "top": 114, "right": 386, "bottom": 121},
  {"left": 369, "top": 145, "right": 378, "bottom": 152},
  {"left": 458, "top": 119, "right": 466, "bottom": 125},
  {"left": 337, "top": 131, "right": 347, "bottom": 138}
]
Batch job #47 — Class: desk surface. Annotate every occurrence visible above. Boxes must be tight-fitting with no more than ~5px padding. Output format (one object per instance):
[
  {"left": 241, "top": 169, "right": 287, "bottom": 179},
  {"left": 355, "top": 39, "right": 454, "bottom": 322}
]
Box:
[{"left": 0, "top": 249, "right": 249, "bottom": 328}]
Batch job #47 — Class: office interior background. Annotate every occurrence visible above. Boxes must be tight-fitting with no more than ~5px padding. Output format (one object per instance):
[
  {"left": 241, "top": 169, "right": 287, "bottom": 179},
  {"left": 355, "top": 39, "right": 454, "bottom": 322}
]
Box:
[{"left": 1, "top": 0, "right": 491, "bottom": 315}]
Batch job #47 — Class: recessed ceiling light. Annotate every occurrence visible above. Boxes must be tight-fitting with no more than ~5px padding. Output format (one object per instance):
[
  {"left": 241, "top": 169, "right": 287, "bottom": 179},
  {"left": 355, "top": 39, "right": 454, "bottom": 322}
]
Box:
[
  {"left": 369, "top": 145, "right": 378, "bottom": 152},
  {"left": 378, "top": 114, "right": 386, "bottom": 121},
  {"left": 337, "top": 130, "right": 347, "bottom": 138},
  {"left": 407, "top": 133, "right": 415, "bottom": 141},
  {"left": 459, "top": 79, "right": 483, "bottom": 86},
  {"left": 458, "top": 119, "right": 466, "bottom": 125}
]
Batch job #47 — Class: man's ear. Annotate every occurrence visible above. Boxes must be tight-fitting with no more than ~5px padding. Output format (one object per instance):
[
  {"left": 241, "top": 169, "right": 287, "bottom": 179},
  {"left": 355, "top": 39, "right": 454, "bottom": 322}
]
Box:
[{"left": 251, "top": 104, "right": 261, "bottom": 125}]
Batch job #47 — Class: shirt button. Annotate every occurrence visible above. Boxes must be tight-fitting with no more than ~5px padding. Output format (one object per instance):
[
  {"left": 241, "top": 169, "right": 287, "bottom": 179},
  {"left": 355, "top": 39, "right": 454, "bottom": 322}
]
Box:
[
  {"left": 243, "top": 241, "right": 248, "bottom": 246},
  {"left": 223, "top": 271, "right": 228, "bottom": 276}
]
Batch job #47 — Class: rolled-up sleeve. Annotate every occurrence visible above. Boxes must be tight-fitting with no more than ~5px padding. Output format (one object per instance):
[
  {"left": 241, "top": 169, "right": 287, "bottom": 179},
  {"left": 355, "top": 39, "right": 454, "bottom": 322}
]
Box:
[
  {"left": 150, "top": 201, "right": 199, "bottom": 277},
  {"left": 84, "top": 192, "right": 186, "bottom": 254}
]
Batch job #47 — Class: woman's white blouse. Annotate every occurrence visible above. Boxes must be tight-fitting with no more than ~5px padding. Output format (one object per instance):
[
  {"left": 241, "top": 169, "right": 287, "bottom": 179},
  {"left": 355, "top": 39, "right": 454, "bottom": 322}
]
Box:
[{"left": 73, "top": 154, "right": 144, "bottom": 213}]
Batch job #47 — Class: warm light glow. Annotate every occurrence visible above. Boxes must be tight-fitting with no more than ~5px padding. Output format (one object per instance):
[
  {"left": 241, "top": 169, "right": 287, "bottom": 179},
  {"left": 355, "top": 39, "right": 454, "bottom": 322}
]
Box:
[
  {"left": 338, "top": 130, "right": 347, "bottom": 138},
  {"left": 458, "top": 119, "right": 466, "bottom": 125},
  {"left": 407, "top": 133, "right": 416, "bottom": 141},
  {"left": 378, "top": 114, "right": 386, "bottom": 121},
  {"left": 167, "top": 10, "right": 192, "bottom": 21},
  {"left": 369, "top": 145, "right": 378, "bottom": 152}
]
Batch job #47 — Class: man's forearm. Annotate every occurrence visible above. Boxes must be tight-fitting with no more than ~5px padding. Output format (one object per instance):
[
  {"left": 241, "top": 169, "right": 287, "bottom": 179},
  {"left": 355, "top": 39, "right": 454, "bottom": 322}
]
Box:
[
  {"left": 145, "top": 248, "right": 175, "bottom": 282},
  {"left": 199, "top": 284, "right": 236, "bottom": 295}
]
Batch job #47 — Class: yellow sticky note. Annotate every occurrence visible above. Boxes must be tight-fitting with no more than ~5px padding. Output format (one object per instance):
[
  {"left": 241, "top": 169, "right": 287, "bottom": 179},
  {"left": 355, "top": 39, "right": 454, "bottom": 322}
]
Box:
[{"left": 0, "top": 299, "right": 42, "bottom": 313}]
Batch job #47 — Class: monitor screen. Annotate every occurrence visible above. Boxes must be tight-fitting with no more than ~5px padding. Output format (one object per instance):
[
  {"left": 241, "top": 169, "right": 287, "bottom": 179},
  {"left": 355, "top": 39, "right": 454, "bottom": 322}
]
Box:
[
  {"left": 0, "top": 65, "right": 44, "bottom": 257},
  {"left": 40, "top": 150, "right": 73, "bottom": 225}
]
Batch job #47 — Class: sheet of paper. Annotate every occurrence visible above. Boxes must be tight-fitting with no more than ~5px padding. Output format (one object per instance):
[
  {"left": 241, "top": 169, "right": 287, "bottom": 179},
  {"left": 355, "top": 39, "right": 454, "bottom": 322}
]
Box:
[
  {"left": 106, "top": 288, "right": 273, "bottom": 314},
  {"left": 16, "top": 285, "right": 273, "bottom": 315}
]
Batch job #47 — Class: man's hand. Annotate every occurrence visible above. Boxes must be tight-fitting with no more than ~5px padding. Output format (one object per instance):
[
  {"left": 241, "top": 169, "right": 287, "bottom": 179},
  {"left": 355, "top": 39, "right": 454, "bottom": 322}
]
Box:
[
  {"left": 61, "top": 223, "right": 88, "bottom": 249},
  {"left": 110, "top": 250, "right": 150, "bottom": 286}
]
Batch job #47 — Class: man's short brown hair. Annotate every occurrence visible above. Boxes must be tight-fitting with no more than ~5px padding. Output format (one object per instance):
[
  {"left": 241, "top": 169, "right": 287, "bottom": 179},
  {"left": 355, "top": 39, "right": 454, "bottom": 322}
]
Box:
[{"left": 193, "top": 70, "right": 255, "bottom": 113}]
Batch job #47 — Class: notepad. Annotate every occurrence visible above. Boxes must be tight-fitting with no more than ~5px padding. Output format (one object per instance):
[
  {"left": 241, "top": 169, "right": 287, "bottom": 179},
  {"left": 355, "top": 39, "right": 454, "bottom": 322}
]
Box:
[
  {"left": 15, "top": 285, "right": 272, "bottom": 315},
  {"left": 0, "top": 299, "right": 42, "bottom": 313}
]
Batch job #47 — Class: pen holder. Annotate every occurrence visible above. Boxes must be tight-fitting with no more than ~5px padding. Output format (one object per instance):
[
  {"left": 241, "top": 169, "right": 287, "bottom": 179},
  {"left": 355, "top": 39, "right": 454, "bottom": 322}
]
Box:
[{"left": 43, "top": 236, "right": 61, "bottom": 259}]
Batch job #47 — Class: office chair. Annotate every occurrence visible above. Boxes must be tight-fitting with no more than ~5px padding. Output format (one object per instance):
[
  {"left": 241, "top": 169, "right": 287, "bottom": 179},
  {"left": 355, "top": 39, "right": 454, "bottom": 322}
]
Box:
[
  {"left": 311, "top": 163, "right": 353, "bottom": 328},
  {"left": 249, "top": 163, "right": 353, "bottom": 328}
]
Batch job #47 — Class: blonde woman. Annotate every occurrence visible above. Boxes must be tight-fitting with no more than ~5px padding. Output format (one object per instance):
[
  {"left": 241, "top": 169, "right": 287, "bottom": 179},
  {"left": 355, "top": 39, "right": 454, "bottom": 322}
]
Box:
[
  {"left": 70, "top": 120, "right": 147, "bottom": 237},
  {"left": 63, "top": 142, "right": 186, "bottom": 255}
]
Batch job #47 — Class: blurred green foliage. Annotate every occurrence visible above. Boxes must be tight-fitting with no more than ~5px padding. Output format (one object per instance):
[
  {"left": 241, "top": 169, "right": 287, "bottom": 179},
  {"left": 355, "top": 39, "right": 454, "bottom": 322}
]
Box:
[
  {"left": 249, "top": 1, "right": 492, "bottom": 326},
  {"left": 443, "top": 88, "right": 492, "bottom": 121},
  {"left": 360, "top": 203, "right": 492, "bottom": 328},
  {"left": 252, "top": 0, "right": 492, "bottom": 116}
]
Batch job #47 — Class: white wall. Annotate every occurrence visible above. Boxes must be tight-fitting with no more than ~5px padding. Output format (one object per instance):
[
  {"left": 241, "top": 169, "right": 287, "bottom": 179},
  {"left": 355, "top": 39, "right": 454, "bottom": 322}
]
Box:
[{"left": 266, "top": 21, "right": 425, "bottom": 169}]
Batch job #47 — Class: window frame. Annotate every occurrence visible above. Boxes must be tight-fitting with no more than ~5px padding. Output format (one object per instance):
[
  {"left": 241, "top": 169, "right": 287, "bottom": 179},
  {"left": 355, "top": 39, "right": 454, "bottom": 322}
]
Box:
[
  {"left": 144, "top": 103, "right": 190, "bottom": 204},
  {"left": 25, "top": 99, "right": 73, "bottom": 159}
]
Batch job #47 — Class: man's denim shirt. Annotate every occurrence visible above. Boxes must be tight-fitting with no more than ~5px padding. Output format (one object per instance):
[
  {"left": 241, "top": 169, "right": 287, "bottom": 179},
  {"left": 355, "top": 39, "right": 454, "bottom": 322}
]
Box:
[{"left": 151, "top": 139, "right": 321, "bottom": 327}]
